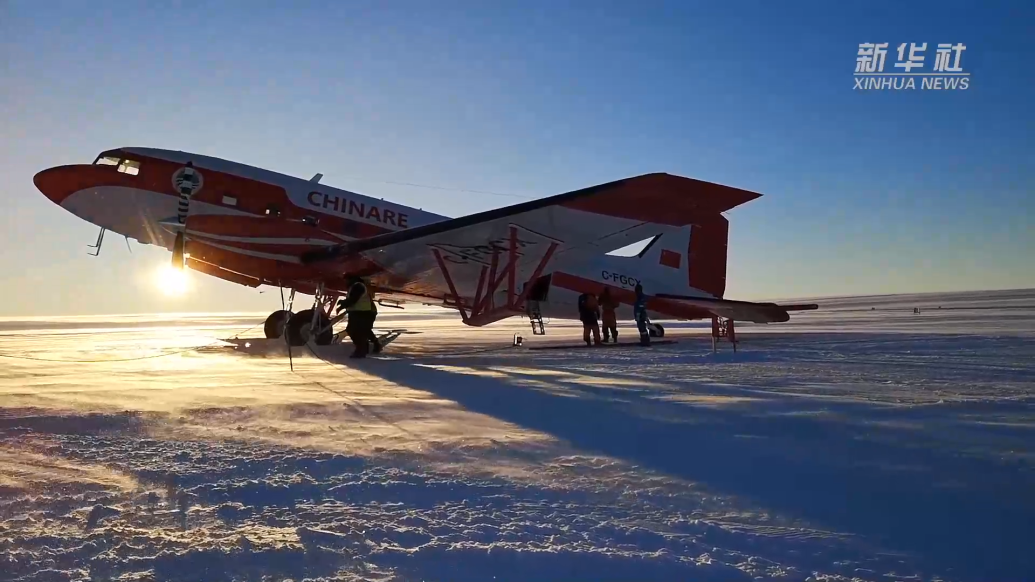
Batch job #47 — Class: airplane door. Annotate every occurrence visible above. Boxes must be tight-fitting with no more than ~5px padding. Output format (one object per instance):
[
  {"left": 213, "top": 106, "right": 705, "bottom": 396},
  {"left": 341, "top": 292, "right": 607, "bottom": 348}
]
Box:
[{"left": 525, "top": 274, "right": 552, "bottom": 302}]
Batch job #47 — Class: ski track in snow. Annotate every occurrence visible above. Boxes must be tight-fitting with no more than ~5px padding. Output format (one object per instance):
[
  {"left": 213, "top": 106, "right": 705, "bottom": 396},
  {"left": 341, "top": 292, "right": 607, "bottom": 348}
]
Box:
[{"left": 1, "top": 289, "right": 1033, "bottom": 582}]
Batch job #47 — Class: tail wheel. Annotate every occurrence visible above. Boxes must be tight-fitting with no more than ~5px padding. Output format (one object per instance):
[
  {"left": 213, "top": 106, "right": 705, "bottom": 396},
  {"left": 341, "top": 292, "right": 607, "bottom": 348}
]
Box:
[
  {"left": 263, "top": 310, "right": 292, "bottom": 339},
  {"left": 286, "top": 309, "right": 333, "bottom": 346}
]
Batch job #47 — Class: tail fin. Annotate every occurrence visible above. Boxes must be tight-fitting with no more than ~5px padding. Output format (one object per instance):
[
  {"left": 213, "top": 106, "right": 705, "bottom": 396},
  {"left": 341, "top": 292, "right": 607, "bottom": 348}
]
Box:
[{"left": 636, "top": 218, "right": 729, "bottom": 298}]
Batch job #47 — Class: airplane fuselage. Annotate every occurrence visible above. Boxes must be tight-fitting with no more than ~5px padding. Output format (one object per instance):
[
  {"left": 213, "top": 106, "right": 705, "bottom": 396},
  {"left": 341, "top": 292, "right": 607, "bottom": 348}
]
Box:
[{"left": 35, "top": 147, "right": 722, "bottom": 325}]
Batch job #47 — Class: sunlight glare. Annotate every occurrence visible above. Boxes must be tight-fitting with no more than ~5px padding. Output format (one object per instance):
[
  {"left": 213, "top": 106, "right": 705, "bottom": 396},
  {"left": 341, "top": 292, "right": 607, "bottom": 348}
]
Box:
[{"left": 154, "top": 264, "right": 190, "bottom": 296}]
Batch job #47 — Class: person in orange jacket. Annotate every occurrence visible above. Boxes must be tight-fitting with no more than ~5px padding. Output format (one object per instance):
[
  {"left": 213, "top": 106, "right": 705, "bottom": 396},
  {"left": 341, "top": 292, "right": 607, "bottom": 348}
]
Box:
[{"left": 599, "top": 287, "right": 620, "bottom": 343}]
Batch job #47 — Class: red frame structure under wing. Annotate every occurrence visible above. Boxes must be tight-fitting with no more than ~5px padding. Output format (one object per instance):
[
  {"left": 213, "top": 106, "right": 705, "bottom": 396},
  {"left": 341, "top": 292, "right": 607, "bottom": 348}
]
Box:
[{"left": 432, "top": 225, "right": 558, "bottom": 326}]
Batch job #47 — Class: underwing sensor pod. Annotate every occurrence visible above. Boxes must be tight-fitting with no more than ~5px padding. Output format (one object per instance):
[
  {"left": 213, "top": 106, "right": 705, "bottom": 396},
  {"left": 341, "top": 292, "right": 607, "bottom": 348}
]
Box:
[{"left": 33, "top": 147, "right": 816, "bottom": 345}]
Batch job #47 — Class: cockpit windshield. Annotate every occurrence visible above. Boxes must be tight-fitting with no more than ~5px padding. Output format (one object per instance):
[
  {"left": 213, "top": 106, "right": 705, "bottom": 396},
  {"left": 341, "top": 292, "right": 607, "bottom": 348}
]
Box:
[
  {"left": 117, "top": 160, "right": 140, "bottom": 175},
  {"left": 91, "top": 152, "right": 140, "bottom": 175}
]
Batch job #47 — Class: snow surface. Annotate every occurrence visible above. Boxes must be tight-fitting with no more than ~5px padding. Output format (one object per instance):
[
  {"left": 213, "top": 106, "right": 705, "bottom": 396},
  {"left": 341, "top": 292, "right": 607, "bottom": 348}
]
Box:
[{"left": 1, "top": 289, "right": 1033, "bottom": 582}]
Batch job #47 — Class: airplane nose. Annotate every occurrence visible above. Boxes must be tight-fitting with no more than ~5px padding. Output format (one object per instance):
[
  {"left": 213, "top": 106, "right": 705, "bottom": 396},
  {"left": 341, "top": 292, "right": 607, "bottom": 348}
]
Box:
[{"left": 34, "top": 165, "right": 88, "bottom": 206}]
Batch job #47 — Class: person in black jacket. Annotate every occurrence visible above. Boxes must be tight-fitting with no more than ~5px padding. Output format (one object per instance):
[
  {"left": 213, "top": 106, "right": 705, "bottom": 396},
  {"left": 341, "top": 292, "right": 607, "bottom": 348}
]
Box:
[
  {"left": 599, "top": 286, "right": 619, "bottom": 343},
  {"left": 337, "top": 276, "right": 376, "bottom": 358},
  {"left": 634, "top": 283, "right": 650, "bottom": 346},
  {"left": 577, "top": 292, "right": 602, "bottom": 346}
]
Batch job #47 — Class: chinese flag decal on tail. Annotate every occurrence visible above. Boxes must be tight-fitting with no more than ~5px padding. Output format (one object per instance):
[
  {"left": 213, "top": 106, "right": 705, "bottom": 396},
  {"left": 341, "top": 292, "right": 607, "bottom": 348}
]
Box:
[{"left": 659, "top": 249, "right": 681, "bottom": 269}]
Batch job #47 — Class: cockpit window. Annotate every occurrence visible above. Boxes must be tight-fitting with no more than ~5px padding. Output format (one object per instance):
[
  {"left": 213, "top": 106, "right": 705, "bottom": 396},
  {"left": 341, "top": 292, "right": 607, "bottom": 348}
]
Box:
[
  {"left": 95, "top": 156, "right": 120, "bottom": 166},
  {"left": 117, "top": 159, "right": 140, "bottom": 176}
]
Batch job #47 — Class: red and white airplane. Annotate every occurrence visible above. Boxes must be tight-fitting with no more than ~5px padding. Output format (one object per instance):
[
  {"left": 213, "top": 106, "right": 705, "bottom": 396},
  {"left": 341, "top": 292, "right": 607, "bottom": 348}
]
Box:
[{"left": 34, "top": 147, "right": 815, "bottom": 344}]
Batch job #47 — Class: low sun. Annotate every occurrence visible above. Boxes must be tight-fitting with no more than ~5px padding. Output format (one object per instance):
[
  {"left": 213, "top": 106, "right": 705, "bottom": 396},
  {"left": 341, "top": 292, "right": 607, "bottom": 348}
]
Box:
[{"left": 155, "top": 264, "right": 190, "bottom": 296}]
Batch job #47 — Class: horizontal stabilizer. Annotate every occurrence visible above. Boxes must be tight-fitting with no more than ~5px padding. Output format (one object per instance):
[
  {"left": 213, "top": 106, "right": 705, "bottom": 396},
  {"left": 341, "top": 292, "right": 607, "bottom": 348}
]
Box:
[
  {"left": 776, "top": 303, "right": 819, "bottom": 312},
  {"left": 654, "top": 294, "right": 805, "bottom": 324}
]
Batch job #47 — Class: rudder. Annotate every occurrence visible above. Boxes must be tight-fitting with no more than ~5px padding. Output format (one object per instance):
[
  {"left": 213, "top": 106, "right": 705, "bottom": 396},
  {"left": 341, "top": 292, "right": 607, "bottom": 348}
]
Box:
[{"left": 687, "top": 217, "right": 728, "bottom": 298}]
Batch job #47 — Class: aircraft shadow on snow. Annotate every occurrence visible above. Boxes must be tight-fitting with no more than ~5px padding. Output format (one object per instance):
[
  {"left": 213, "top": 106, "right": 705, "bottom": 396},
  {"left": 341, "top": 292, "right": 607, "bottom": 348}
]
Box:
[{"left": 342, "top": 334, "right": 1035, "bottom": 582}]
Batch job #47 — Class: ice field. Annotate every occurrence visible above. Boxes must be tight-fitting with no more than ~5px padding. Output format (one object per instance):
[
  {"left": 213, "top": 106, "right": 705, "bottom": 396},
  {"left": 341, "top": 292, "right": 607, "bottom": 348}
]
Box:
[{"left": 1, "top": 289, "right": 1033, "bottom": 582}]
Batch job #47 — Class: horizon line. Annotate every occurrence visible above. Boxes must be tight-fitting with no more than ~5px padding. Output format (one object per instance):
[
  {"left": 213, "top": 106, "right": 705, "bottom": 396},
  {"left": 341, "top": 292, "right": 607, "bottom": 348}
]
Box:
[{"left": 1, "top": 287, "right": 1033, "bottom": 319}]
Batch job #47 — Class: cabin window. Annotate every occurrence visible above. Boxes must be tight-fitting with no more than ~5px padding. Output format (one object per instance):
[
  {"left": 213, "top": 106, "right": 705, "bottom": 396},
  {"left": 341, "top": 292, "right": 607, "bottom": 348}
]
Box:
[
  {"left": 607, "top": 235, "right": 660, "bottom": 257},
  {"left": 265, "top": 205, "right": 281, "bottom": 217},
  {"left": 117, "top": 159, "right": 140, "bottom": 176},
  {"left": 94, "top": 156, "right": 120, "bottom": 166}
]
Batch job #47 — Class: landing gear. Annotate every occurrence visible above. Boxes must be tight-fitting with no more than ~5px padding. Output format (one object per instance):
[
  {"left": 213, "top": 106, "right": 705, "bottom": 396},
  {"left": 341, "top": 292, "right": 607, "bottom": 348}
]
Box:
[
  {"left": 263, "top": 310, "right": 292, "bottom": 339},
  {"left": 285, "top": 308, "right": 333, "bottom": 346},
  {"left": 647, "top": 323, "right": 665, "bottom": 338},
  {"left": 265, "top": 287, "right": 297, "bottom": 340},
  {"left": 269, "top": 286, "right": 338, "bottom": 347}
]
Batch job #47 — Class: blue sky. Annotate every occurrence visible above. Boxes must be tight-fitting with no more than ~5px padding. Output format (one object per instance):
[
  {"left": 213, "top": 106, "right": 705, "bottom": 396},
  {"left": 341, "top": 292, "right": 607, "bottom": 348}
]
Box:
[{"left": 1, "top": 0, "right": 1032, "bottom": 315}]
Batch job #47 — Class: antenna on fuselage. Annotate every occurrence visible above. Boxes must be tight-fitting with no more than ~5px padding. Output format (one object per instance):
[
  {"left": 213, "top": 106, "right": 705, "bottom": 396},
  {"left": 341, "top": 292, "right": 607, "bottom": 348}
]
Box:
[
  {"left": 87, "top": 227, "right": 105, "bottom": 256},
  {"left": 86, "top": 228, "right": 133, "bottom": 256},
  {"left": 310, "top": 173, "right": 323, "bottom": 183}
]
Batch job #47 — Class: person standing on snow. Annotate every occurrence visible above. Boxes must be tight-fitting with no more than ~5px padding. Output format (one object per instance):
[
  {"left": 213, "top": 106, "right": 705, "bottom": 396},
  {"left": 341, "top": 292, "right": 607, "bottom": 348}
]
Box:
[
  {"left": 337, "top": 276, "right": 376, "bottom": 358},
  {"left": 577, "top": 292, "right": 602, "bottom": 346},
  {"left": 599, "top": 287, "right": 619, "bottom": 343},
  {"left": 633, "top": 283, "right": 651, "bottom": 346}
]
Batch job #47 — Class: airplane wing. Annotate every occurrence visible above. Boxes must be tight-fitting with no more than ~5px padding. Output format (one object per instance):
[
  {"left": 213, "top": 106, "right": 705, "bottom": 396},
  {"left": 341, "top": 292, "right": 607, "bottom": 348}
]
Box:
[
  {"left": 653, "top": 294, "right": 819, "bottom": 324},
  {"left": 302, "top": 173, "right": 762, "bottom": 324}
]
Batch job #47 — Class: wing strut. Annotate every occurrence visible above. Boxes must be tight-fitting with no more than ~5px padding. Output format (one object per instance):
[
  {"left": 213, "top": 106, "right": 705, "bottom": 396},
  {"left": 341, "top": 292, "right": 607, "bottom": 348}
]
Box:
[{"left": 431, "top": 225, "right": 558, "bottom": 327}]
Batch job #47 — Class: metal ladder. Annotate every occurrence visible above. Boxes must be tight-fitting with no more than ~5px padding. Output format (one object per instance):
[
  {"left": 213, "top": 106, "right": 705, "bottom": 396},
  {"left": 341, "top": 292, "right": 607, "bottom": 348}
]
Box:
[{"left": 526, "top": 300, "right": 546, "bottom": 335}]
